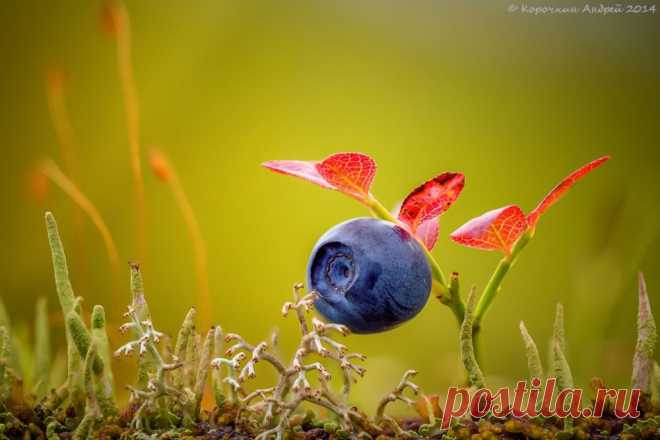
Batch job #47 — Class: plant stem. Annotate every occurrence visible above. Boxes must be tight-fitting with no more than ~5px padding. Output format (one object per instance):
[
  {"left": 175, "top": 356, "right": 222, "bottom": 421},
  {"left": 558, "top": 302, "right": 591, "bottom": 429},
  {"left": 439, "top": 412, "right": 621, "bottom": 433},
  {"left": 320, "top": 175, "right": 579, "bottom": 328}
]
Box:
[
  {"left": 112, "top": 0, "right": 146, "bottom": 261},
  {"left": 473, "top": 230, "right": 533, "bottom": 329},
  {"left": 474, "top": 259, "right": 511, "bottom": 326},
  {"left": 46, "top": 69, "right": 87, "bottom": 293},
  {"left": 158, "top": 151, "right": 211, "bottom": 331},
  {"left": 366, "top": 196, "right": 464, "bottom": 323},
  {"left": 447, "top": 272, "right": 465, "bottom": 326}
]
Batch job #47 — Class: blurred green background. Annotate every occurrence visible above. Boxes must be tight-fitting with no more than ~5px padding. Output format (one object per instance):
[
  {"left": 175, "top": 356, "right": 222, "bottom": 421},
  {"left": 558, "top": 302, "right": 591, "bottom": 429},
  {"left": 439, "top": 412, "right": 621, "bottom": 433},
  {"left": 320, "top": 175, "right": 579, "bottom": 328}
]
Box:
[{"left": 1, "top": 0, "right": 659, "bottom": 412}]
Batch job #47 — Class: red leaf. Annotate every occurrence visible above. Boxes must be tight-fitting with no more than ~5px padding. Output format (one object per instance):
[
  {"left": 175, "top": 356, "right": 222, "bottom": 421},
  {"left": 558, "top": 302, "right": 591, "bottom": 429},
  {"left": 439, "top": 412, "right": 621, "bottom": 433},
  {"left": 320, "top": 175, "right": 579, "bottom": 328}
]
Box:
[
  {"left": 450, "top": 205, "right": 527, "bottom": 253},
  {"left": 316, "top": 153, "right": 376, "bottom": 201},
  {"left": 263, "top": 153, "right": 376, "bottom": 202},
  {"left": 398, "top": 173, "right": 465, "bottom": 232},
  {"left": 527, "top": 156, "right": 609, "bottom": 228},
  {"left": 415, "top": 218, "right": 440, "bottom": 250},
  {"left": 262, "top": 159, "right": 334, "bottom": 190}
]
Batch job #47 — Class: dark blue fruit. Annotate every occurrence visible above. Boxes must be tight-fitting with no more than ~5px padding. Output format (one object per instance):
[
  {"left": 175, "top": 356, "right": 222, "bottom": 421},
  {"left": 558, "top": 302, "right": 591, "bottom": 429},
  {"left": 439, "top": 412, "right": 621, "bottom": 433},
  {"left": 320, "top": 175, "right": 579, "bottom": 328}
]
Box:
[{"left": 307, "top": 217, "right": 432, "bottom": 334}]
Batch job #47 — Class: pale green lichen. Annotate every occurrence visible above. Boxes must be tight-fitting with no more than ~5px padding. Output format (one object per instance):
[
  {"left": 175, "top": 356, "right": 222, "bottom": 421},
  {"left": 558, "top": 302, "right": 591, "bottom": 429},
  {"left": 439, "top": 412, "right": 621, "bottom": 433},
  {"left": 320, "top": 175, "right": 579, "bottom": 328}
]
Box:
[
  {"left": 192, "top": 327, "right": 214, "bottom": 417},
  {"left": 66, "top": 312, "right": 103, "bottom": 375},
  {"left": 0, "top": 326, "right": 8, "bottom": 402},
  {"left": 45, "top": 211, "right": 85, "bottom": 411},
  {"left": 90, "top": 305, "right": 117, "bottom": 416},
  {"left": 33, "top": 297, "right": 51, "bottom": 400},
  {"left": 460, "top": 287, "right": 485, "bottom": 388},
  {"left": 551, "top": 303, "right": 573, "bottom": 391},
  {"left": 90, "top": 305, "right": 115, "bottom": 391},
  {"left": 129, "top": 261, "right": 158, "bottom": 388},
  {"left": 519, "top": 320, "right": 543, "bottom": 381},
  {"left": 552, "top": 303, "right": 566, "bottom": 354},
  {"left": 632, "top": 273, "right": 657, "bottom": 394},
  {"left": 0, "top": 300, "right": 20, "bottom": 377},
  {"left": 66, "top": 310, "right": 117, "bottom": 416},
  {"left": 211, "top": 325, "right": 226, "bottom": 408},
  {"left": 653, "top": 361, "right": 660, "bottom": 404},
  {"left": 374, "top": 369, "right": 419, "bottom": 424},
  {"left": 72, "top": 344, "right": 101, "bottom": 440},
  {"left": 184, "top": 329, "right": 200, "bottom": 391},
  {"left": 551, "top": 303, "right": 574, "bottom": 431},
  {"left": 172, "top": 307, "right": 196, "bottom": 389}
]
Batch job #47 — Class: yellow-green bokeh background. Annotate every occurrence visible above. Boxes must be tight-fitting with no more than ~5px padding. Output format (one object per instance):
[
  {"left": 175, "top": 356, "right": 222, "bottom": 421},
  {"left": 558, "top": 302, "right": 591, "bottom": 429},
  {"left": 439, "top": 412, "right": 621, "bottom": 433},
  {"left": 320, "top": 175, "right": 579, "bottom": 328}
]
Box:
[{"left": 2, "top": 0, "right": 659, "bottom": 412}]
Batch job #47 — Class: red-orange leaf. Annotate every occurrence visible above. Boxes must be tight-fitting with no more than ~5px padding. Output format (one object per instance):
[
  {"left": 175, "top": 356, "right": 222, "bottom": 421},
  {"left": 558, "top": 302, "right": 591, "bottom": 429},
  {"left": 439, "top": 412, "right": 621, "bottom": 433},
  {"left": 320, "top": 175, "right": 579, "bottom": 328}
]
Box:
[
  {"left": 416, "top": 218, "right": 440, "bottom": 251},
  {"left": 398, "top": 173, "right": 465, "bottom": 233},
  {"left": 263, "top": 153, "right": 376, "bottom": 202},
  {"left": 527, "top": 156, "right": 609, "bottom": 228},
  {"left": 450, "top": 205, "right": 527, "bottom": 253},
  {"left": 316, "top": 152, "right": 376, "bottom": 201},
  {"left": 262, "top": 159, "right": 334, "bottom": 190}
]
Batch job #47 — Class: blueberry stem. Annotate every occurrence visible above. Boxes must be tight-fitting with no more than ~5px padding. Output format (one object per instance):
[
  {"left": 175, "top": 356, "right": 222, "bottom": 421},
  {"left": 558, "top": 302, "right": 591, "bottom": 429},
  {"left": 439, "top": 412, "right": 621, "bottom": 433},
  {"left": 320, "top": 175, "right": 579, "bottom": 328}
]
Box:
[
  {"left": 447, "top": 272, "right": 465, "bottom": 325},
  {"left": 473, "top": 230, "right": 533, "bottom": 330},
  {"left": 365, "top": 196, "right": 466, "bottom": 325}
]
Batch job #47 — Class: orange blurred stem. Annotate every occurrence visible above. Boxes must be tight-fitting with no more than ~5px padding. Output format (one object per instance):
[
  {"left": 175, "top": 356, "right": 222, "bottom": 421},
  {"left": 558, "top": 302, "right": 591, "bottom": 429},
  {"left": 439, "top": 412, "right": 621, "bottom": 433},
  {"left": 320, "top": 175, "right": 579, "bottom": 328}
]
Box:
[
  {"left": 46, "top": 68, "right": 88, "bottom": 292},
  {"left": 366, "top": 196, "right": 464, "bottom": 325},
  {"left": 150, "top": 150, "right": 211, "bottom": 330},
  {"left": 41, "top": 159, "right": 121, "bottom": 305},
  {"left": 46, "top": 70, "right": 76, "bottom": 177},
  {"left": 111, "top": 0, "right": 146, "bottom": 261}
]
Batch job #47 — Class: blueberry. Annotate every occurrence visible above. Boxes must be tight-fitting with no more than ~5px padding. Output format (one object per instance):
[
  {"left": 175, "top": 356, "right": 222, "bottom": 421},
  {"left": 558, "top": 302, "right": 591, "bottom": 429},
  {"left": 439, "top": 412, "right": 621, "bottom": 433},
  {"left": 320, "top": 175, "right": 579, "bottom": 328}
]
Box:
[{"left": 307, "top": 217, "right": 432, "bottom": 334}]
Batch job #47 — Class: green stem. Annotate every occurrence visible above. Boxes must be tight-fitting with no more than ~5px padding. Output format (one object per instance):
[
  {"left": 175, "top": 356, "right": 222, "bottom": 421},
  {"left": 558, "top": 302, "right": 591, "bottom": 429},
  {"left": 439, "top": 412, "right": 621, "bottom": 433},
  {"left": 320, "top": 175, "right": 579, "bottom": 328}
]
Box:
[
  {"left": 473, "top": 230, "right": 533, "bottom": 329},
  {"left": 473, "top": 259, "right": 511, "bottom": 326},
  {"left": 365, "top": 196, "right": 398, "bottom": 223},
  {"left": 365, "top": 196, "right": 464, "bottom": 323},
  {"left": 448, "top": 272, "right": 465, "bottom": 326}
]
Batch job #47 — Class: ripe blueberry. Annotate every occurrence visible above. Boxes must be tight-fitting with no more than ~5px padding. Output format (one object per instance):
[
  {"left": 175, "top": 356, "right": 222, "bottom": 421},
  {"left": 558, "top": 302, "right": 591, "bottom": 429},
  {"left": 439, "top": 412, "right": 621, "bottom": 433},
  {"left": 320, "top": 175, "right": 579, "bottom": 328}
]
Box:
[{"left": 307, "top": 217, "right": 432, "bottom": 334}]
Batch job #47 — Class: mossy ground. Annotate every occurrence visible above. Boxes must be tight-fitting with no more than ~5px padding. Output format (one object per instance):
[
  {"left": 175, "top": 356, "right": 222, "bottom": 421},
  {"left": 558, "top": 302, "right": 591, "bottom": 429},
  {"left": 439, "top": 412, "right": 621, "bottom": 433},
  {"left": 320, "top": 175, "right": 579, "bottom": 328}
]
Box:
[{"left": 2, "top": 395, "right": 659, "bottom": 439}]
